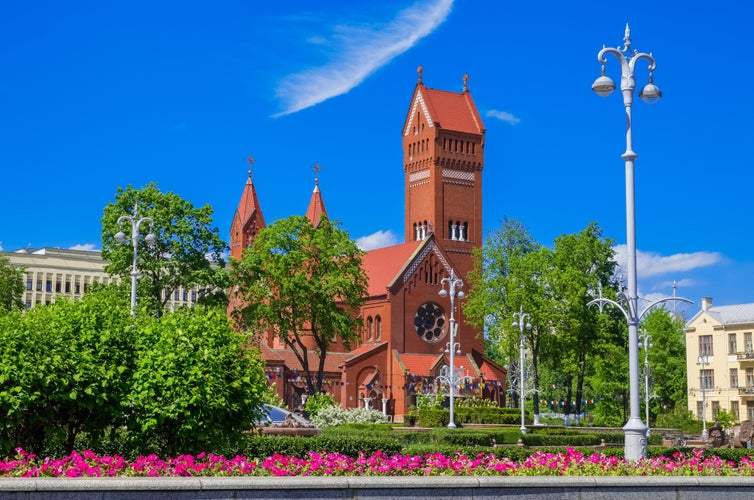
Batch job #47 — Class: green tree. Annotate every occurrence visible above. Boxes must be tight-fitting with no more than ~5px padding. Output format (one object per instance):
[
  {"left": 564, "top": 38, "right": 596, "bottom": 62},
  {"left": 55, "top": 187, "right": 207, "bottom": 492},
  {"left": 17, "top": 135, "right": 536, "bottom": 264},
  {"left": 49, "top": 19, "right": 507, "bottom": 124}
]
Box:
[
  {"left": 101, "top": 183, "right": 228, "bottom": 316},
  {"left": 127, "top": 306, "right": 268, "bottom": 455},
  {"left": 230, "top": 215, "right": 368, "bottom": 396},
  {"left": 0, "top": 255, "right": 24, "bottom": 313},
  {"left": 0, "top": 285, "right": 133, "bottom": 455},
  {"left": 548, "top": 222, "right": 619, "bottom": 424},
  {"left": 465, "top": 218, "right": 556, "bottom": 421},
  {"left": 641, "top": 308, "right": 687, "bottom": 424}
]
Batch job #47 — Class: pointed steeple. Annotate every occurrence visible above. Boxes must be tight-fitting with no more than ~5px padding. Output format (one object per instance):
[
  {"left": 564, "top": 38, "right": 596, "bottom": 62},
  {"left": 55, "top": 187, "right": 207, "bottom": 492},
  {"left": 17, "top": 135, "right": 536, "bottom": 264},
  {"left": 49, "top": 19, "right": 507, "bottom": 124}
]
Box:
[
  {"left": 305, "top": 162, "right": 328, "bottom": 227},
  {"left": 230, "top": 155, "right": 266, "bottom": 260}
]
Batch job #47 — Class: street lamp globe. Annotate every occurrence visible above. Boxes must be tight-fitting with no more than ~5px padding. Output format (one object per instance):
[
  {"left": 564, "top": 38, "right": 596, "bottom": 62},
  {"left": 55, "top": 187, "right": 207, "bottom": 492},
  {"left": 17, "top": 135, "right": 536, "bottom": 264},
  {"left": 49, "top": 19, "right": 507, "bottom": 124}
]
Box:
[
  {"left": 591, "top": 69, "right": 616, "bottom": 97},
  {"left": 639, "top": 76, "right": 662, "bottom": 104}
]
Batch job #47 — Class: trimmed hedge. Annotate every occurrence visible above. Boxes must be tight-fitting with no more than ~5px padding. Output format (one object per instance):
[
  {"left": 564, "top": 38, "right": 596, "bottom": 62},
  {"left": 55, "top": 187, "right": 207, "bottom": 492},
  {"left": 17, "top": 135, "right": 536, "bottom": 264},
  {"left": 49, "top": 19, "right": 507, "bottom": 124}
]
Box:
[
  {"left": 416, "top": 407, "right": 529, "bottom": 427},
  {"left": 238, "top": 435, "right": 402, "bottom": 459}
]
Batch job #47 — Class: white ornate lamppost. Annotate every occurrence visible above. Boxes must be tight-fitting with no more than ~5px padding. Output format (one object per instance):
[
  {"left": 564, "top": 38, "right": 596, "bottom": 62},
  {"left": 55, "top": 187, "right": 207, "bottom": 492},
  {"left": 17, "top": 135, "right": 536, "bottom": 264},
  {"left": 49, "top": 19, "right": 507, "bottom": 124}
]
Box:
[
  {"left": 589, "top": 25, "right": 691, "bottom": 460},
  {"left": 115, "top": 204, "right": 156, "bottom": 317},
  {"left": 512, "top": 306, "right": 532, "bottom": 435},
  {"left": 697, "top": 355, "right": 710, "bottom": 441},
  {"left": 439, "top": 268, "right": 464, "bottom": 429}
]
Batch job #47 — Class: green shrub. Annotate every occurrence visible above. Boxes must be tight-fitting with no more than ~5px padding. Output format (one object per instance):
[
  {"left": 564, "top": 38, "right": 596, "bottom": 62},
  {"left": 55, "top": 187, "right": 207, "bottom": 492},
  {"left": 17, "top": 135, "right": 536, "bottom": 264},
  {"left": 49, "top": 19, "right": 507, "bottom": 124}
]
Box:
[{"left": 305, "top": 393, "right": 337, "bottom": 417}]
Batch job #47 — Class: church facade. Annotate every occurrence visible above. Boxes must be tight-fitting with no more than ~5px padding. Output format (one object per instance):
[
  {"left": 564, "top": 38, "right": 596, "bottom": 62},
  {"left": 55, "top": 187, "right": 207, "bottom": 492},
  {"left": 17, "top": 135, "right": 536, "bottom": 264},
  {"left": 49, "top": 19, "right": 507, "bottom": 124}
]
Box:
[{"left": 231, "top": 69, "right": 506, "bottom": 422}]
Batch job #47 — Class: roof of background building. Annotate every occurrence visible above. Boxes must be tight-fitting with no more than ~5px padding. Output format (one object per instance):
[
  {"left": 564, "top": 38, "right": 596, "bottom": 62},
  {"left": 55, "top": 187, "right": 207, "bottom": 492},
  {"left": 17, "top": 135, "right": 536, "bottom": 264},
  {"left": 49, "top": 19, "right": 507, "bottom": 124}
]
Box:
[{"left": 696, "top": 303, "right": 754, "bottom": 327}]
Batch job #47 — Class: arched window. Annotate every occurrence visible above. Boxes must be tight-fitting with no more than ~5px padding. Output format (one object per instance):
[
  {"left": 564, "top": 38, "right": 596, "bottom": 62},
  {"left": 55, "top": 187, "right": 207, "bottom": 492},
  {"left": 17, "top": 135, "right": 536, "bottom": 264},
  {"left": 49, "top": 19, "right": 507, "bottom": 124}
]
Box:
[
  {"left": 366, "top": 316, "right": 374, "bottom": 341},
  {"left": 375, "top": 316, "right": 382, "bottom": 341}
]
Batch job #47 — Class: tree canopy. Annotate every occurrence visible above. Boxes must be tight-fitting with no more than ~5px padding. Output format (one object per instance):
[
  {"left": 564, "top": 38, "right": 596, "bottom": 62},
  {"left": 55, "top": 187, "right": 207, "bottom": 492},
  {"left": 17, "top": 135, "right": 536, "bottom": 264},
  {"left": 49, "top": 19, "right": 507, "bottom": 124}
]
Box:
[
  {"left": 101, "top": 183, "right": 228, "bottom": 315},
  {"left": 0, "top": 255, "right": 24, "bottom": 313},
  {"left": 230, "top": 215, "right": 368, "bottom": 396}
]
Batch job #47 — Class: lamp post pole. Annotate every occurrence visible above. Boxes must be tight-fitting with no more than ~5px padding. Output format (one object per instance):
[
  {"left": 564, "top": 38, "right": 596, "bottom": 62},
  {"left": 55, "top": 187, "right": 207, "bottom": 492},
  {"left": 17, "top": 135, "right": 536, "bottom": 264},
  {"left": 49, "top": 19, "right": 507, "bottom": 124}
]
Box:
[
  {"left": 439, "top": 268, "right": 464, "bottom": 429},
  {"left": 640, "top": 329, "right": 653, "bottom": 436},
  {"left": 589, "top": 25, "right": 691, "bottom": 460},
  {"left": 697, "top": 355, "right": 709, "bottom": 441},
  {"left": 513, "top": 306, "right": 532, "bottom": 435},
  {"left": 115, "top": 204, "right": 156, "bottom": 317}
]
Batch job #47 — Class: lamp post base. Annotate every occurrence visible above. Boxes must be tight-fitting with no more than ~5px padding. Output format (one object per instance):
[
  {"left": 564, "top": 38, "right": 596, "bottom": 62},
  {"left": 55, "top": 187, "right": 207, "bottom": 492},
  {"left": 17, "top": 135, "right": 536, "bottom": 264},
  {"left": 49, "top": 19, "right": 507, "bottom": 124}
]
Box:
[{"left": 624, "top": 417, "right": 648, "bottom": 461}]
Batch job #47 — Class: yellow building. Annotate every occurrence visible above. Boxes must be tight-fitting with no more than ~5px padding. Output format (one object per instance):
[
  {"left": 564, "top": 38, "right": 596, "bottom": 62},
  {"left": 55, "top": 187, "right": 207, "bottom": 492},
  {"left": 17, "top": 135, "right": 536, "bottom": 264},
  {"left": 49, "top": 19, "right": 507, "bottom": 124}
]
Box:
[
  {"left": 685, "top": 297, "right": 754, "bottom": 422},
  {"left": 3, "top": 247, "right": 199, "bottom": 311}
]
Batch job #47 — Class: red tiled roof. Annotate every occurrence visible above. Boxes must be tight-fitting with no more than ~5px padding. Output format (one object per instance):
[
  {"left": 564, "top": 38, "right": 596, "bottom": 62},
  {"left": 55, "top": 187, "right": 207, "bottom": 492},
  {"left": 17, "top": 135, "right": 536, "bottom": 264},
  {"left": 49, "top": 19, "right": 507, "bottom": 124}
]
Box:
[
  {"left": 265, "top": 348, "right": 349, "bottom": 373},
  {"left": 305, "top": 185, "right": 328, "bottom": 227},
  {"left": 361, "top": 240, "right": 423, "bottom": 297},
  {"left": 419, "top": 86, "right": 485, "bottom": 135},
  {"left": 236, "top": 176, "right": 265, "bottom": 229},
  {"left": 395, "top": 352, "right": 441, "bottom": 377}
]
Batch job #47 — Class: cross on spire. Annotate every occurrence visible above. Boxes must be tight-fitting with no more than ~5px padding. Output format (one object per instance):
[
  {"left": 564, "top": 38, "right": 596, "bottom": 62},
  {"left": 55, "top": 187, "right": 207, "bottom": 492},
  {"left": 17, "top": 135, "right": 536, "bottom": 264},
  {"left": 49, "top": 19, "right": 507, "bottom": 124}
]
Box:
[
  {"left": 463, "top": 73, "right": 469, "bottom": 92},
  {"left": 313, "top": 162, "right": 322, "bottom": 185},
  {"left": 417, "top": 65, "right": 423, "bottom": 84}
]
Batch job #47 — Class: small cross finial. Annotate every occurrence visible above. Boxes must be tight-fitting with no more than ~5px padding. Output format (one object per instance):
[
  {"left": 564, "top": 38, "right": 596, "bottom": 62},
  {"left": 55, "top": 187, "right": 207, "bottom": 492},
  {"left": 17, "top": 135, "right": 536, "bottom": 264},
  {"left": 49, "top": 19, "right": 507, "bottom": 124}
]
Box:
[
  {"left": 417, "top": 65, "right": 423, "bottom": 84},
  {"left": 246, "top": 154, "right": 256, "bottom": 178},
  {"left": 463, "top": 73, "right": 469, "bottom": 92},
  {"left": 313, "top": 162, "right": 321, "bottom": 185}
]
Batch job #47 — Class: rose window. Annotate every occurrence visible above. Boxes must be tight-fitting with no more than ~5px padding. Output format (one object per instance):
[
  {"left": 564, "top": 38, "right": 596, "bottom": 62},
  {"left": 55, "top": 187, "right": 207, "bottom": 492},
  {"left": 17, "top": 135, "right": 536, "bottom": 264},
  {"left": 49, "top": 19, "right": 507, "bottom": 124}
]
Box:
[{"left": 414, "top": 302, "right": 447, "bottom": 343}]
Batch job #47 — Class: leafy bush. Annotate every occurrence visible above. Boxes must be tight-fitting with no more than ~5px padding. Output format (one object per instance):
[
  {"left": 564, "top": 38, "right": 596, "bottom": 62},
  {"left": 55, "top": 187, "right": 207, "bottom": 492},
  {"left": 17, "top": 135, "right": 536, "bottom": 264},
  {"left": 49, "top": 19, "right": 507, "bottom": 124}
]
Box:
[{"left": 305, "top": 392, "right": 337, "bottom": 417}]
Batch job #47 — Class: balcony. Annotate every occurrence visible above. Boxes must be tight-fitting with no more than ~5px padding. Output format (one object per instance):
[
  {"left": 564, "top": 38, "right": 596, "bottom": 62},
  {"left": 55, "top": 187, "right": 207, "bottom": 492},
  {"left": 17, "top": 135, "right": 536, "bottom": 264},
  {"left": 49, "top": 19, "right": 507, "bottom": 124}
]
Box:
[
  {"left": 739, "top": 386, "right": 754, "bottom": 395},
  {"left": 736, "top": 351, "right": 754, "bottom": 361}
]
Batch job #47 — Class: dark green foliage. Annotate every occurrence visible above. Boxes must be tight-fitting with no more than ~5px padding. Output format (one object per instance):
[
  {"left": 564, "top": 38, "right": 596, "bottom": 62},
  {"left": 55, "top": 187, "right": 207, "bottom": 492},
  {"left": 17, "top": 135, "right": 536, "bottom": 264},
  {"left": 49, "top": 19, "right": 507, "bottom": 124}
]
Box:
[
  {"left": 239, "top": 435, "right": 402, "bottom": 459},
  {"left": 416, "top": 407, "right": 527, "bottom": 427}
]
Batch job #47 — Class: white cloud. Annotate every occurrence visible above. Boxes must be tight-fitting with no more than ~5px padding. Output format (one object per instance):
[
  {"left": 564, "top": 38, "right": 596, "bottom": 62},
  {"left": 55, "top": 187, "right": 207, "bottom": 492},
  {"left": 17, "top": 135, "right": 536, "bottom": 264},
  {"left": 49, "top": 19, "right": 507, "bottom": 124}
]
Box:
[
  {"left": 0, "top": 241, "right": 3, "bottom": 252},
  {"left": 69, "top": 243, "right": 98, "bottom": 251},
  {"left": 613, "top": 244, "right": 724, "bottom": 278},
  {"left": 274, "top": 0, "right": 454, "bottom": 117},
  {"left": 486, "top": 109, "right": 521, "bottom": 125},
  {"left": 356, "top": 230, "right": 399, "bottom": 250}
]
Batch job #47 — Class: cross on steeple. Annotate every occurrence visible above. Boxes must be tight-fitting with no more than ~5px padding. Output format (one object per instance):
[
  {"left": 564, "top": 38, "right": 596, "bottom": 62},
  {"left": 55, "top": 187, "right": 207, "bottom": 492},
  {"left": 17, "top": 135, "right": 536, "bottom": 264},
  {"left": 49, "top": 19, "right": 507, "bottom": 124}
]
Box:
[
  {"left": 417, "top": 65, "right": 423, "bottom": 84},
  {"left": 463, "top": 73, "right": 469, "bottom": 92},
  {"left": 313, "top": 162, "right": 322, "bottom": 186}
]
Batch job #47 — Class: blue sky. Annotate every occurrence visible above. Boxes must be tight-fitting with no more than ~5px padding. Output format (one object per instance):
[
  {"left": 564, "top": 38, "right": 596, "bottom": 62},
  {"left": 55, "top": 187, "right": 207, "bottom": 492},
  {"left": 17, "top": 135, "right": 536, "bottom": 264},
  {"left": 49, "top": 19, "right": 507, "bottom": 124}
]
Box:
[{"left": 1, "top": 1, "right": 752, "bottom": 318}]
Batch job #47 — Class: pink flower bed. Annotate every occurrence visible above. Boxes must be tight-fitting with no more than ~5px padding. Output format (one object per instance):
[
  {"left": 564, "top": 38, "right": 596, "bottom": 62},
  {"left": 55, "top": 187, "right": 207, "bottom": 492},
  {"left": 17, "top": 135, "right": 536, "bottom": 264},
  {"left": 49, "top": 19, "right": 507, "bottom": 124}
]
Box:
[{"left": 1, "top": 448, "right": 753, "bottom": 477}]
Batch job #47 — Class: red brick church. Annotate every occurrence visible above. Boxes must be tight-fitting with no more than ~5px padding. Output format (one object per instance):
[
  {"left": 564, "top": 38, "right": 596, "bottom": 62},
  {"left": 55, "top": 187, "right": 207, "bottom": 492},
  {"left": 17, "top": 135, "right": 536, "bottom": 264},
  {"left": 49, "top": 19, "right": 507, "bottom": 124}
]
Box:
[{"left": 230, "top": 69, "right": 506, "bottom": 422}]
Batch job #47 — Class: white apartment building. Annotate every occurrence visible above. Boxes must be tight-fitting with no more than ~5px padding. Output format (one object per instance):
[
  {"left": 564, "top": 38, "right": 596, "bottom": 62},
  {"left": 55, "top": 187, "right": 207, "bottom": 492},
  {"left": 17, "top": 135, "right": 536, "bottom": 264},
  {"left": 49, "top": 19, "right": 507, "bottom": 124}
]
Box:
[
  {"left": 685, "top": 297, "right": 754, "bottom": 422},
  {"left": 3, "top": 247, "right": 200, "bottom": 310}
]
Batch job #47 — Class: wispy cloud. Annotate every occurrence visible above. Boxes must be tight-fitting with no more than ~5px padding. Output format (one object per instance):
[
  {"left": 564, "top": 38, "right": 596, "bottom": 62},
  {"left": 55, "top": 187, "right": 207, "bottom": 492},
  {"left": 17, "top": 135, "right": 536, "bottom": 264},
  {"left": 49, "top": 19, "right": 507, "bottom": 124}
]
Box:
[
  {"left": 69, "top": 243, "right": 98, "bottom": 251},
  {"left": 356, "top": 230, "right": 399, "bottom": 251},
  {"left": 613, "top": 244, "right": 724, "bottom": 278},
  {"left": 0, "top": 241, "right": 3, "bottom": 252},
  {"left": 274, "top": 0, "right": 454, "bottom": 117},
  {"left": 486, "top": 109, "right": 521, "bottom": 125}
]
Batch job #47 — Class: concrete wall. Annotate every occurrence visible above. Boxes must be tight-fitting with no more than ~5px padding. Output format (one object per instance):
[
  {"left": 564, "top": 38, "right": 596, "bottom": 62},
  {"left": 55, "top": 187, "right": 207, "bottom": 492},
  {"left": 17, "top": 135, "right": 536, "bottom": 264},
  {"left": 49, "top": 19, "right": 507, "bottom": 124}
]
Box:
[{"left": 3, "top": 476, "right": 754, "bottom": 499}]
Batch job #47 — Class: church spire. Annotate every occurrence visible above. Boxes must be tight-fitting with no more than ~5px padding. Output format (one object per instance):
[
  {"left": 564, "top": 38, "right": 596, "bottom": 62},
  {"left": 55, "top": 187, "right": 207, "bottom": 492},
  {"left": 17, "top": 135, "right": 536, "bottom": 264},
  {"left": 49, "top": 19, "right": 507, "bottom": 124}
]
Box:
[
  {"left": 230, "top": 154, "right": 266, "bottom": 260},
  {"left": 305, "top": 162, "right": 328, "bottom": 227}
]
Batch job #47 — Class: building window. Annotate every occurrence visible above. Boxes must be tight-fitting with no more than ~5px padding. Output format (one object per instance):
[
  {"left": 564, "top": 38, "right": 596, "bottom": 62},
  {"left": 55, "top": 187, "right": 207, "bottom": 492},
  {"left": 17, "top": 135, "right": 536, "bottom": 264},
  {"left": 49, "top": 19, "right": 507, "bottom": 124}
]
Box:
[
  {"left": 697, "top": 401, "right": 705, "bottom": 420},
  {"left": 700, "top": 369, "right": 714, "bottom": 390},
  {"left": 749, "top": 401, "right": 754, "bottom": 420},
  {"left": 375, "top": 315, "right": 382, "bottom": 341},
  {"left": 731, "top": 368, "right": 739, "bottom": 388},
  {"left": 366, "top": 316, "right": 373, "bottom": 341},
  {"left": 45, "top": 280, "right": 52, "bottom": 292},
  {"left": 746, "top": 368, "right": 754, "bottom": 388},
  {"left": 26, "top": 279, "right": 32, "bottom": 291},
  {"left": 712, "top": 401, "right": 720, "bottom": 419},
  {"left": 729, "top": 333, "right": 738, "bottom": 354},
  {"left": 191, "top": 291, "right": 197, "bottom": 302},
  {"left": 732, "top": 401, "right": 740, "bottom": 418},
  {"left": 174, "top": 290, "right": 179, "bottom": 300},
  {"left": 746, "top": 332, "right": 753, "bottom": 354},
  {"left": 36, "top": 280, "right": 42, "bottom": 291},
  {"left": 699, "top": 335, "right": 713, "bottom": 357}
]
